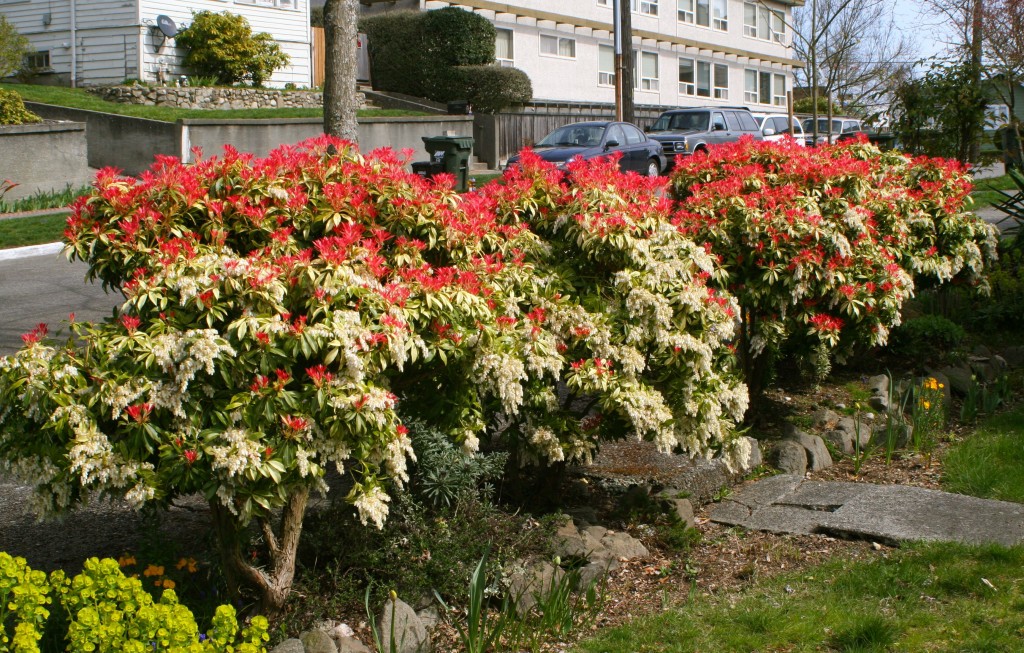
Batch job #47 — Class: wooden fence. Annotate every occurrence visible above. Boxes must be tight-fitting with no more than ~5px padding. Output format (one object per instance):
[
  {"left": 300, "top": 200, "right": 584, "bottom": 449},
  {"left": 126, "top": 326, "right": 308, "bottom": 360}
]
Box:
[{"left": 312, "top": 27, "right": 325, "bottom": 88}]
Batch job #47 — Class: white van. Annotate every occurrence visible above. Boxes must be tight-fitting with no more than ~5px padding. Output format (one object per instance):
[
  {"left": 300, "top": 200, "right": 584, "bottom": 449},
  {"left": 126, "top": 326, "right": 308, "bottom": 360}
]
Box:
[{"left": 751, "top": 113, "right": 807, "bottom": 146}]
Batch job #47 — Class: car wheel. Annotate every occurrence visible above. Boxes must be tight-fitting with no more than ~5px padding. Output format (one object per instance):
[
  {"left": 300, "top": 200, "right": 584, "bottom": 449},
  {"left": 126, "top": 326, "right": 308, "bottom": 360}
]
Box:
[{"left": 646, "top": 158, "right": 661, "bottom": 177}]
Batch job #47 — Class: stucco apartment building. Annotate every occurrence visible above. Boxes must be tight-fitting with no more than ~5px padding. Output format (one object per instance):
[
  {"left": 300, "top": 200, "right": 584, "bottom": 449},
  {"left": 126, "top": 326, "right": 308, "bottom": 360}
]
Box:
[
  {"left": 364, "top": 0, "right": 803, "bottom": 110},
  {"left": 0, "top": 0, "right": 313, "bottom": 87}
]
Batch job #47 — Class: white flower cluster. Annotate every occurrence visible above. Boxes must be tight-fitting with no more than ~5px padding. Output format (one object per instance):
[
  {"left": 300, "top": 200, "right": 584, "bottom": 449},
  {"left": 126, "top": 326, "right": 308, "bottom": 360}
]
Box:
[
  {"left": 143, "top": 329, "right": 236, "bottom": 417},
  {"left": 208, "top": 427, "right": 264, "bottom": 478},
  {"left": 527, "top": 424, "right": 564, "bottom": 462},
  {"left": 473, "top": 352, "right": 527, "bottom": 415},
  {"left": 381, "top": 427, "right": 416, "bottom": 487},
  {"left": 67, "top": 420, "right": 155, "bottom": 505},
  {"left": 354, "top": 484, "right": 390, "bottom": 529}
]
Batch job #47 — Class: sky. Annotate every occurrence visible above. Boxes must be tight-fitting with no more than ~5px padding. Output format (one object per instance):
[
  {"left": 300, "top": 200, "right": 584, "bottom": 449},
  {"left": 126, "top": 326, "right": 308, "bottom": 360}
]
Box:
[{"left": 890, "top": 0, "right": 958, "bottom": 64}]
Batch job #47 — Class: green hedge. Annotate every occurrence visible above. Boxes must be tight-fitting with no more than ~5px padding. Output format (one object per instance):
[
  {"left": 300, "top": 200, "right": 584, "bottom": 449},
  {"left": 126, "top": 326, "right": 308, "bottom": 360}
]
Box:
[{"left": 361, "top": 8, "right": 530, "bottom": 112}]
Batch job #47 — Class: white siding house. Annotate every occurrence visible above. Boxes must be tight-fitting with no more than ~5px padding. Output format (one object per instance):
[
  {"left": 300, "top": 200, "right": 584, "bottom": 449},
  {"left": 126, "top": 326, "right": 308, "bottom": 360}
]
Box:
[
  {"left": 0, "top": 0, "right": 312, "bottom": 87},
  {"left": 365, "top": 0, "right": 802, "bottom": 109}
]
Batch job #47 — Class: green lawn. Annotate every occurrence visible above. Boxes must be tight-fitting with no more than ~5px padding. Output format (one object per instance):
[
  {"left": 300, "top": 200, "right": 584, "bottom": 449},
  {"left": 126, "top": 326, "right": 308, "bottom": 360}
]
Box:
[
  {"left": 0, "top": 213, "right": 68, "bottom": 249},
  {"left": 2, "top": 83, "right": 429, "bottom": 122},
  {"left": 575, "top": 406, "right": 1024, "bottom": 653},
  {"left": 971, "top": 173, "right": 1016, "bottom": 210}
]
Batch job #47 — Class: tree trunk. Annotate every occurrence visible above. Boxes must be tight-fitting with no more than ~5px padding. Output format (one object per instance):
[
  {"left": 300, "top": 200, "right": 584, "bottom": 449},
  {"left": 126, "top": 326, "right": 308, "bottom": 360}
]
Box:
[
  {"left": 323, "top": 0, "right": 359, "bottom": 142},
  {"left": 209, "top": 486, "right": 310, "bottom": 617},
  {"left": 968, "top": 0, "right": 984, "bottom": 163}
]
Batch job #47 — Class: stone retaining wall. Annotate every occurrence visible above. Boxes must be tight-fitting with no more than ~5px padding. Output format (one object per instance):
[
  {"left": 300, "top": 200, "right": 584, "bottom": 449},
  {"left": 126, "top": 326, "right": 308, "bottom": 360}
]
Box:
[{"left": 87, "top": 85, "right": 345, "bottom": 110}]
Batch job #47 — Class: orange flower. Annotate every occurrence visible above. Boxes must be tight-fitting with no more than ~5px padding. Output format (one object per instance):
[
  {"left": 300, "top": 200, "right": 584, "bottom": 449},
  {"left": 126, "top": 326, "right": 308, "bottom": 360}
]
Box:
[
  {"left": 143, "top": 564, "right": 165, "bottom": 577},
  {"left": 176, "top": 557, "right": 199, "bottom": 573},
  {"left": 118, "top": 555, "right": 137, "bottom": 568}
]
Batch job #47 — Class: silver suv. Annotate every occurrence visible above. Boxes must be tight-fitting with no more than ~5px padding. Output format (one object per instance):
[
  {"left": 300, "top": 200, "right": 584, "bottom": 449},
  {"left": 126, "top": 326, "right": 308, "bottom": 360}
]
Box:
[{"left": 647, "top": 106, "right": 763, "bottom": 170}]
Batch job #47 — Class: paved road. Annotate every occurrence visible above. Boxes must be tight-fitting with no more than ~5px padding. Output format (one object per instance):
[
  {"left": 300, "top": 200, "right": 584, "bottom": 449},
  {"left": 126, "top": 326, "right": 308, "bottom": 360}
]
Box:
[{"left": 0, "top": 247, "right": 122, "bottom": 355}]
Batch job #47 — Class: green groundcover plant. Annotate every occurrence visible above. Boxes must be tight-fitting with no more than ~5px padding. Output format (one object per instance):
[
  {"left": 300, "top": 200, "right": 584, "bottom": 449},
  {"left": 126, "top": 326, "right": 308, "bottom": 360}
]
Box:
[
  {"left": 669, "top": 136, "right": 998, "bottom": 395},
  {"left": 0, "top": 140, "right": 746, "bottom": 615},
  {"left": 0, "top": 552, "right": 268, "bottom": 653}
]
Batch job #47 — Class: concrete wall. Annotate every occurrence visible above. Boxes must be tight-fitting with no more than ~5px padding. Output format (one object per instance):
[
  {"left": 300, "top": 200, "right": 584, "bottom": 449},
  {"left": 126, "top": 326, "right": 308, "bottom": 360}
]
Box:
[
  {"left": 0, "top": 122, "right": 93, "bottom": 200},
  {"left": 21, "top": 104, "right": 478, "bottom": 174},
  {"left": 26, "top": 102, "right": 178, "bottom": 176}
]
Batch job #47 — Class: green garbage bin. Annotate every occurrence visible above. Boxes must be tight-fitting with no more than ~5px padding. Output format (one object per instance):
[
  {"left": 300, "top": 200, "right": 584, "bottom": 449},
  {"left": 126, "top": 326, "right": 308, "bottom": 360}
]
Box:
[{"left": 422, "top": 135, "right": 475, "bottom": 192}]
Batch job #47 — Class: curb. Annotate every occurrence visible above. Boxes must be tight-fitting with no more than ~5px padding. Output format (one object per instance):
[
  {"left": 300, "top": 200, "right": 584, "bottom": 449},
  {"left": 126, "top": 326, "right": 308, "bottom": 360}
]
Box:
[{"left": 0, "top": 242, "right": 64, "bottom": 262}]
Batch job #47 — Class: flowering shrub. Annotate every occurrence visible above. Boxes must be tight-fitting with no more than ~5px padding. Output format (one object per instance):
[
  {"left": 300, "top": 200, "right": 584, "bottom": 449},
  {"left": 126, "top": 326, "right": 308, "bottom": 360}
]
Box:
[
  {"left": 0, "top": 552, "right": 50, "bottom": 653},
  {"left": 0, "top": 138, "right": 745, "bottom": 613},
  {"left": 669, "top": 137, "right": 998, "bottom": 391}
]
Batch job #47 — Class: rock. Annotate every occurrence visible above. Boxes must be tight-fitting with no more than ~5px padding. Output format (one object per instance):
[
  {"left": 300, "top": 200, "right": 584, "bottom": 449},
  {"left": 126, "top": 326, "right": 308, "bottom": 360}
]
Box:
[
  {"left": 741, "top": 436, "right": 762, "bottom": 470},
  {"left": 377, "top": 597, "right": 429, "bottom": 653},
  {"left": 823, "top": 427, "right": 854, "bottom": 455},
  {"left": 868, "top": 394, "right": 889, "bottom": 412},
  {"left": 301, "top": 630, "right": 338, "bottom": 653},
  {"left": 599, "top": 530, "right": 649, "bottom": 560},
  {"left": 811, "top": 408, "right": 841, "bottom": 429},
  {"left": 939, "top": 365, "right": 974, "bottom": 396},
  {"left": 1001, "top": 345, "right": 1024, "bottom": 368},
  {"left": 415, "top": 605, "right": 441, "bottom": 630},
  {"left": 784, "top": 424, "right": 833, "bottom": 471},
  {"left": 867, "top": 374, "right": 889, "bottom": 396},
  {"left": 771, "top": 440, "right": 808, "bottom": 475},
  {"left": 508, "top": 560, "right": 564, "bottom": 615},
  {"left": 825, "top": 416, "right": 871, "bottom": 455},
  {"left": 270, "top": 639, "right": 305, "bottom": 653},
  {"left": 337, "top": 638, "right": 372, "bottom": 653},
  {"left": 969, "top": 356, "right": 998, "bottom": 382},
  {"left": 871, "top": 421, "right": 912, "bottom": 449},
  {"left": 657, "top": 491, "right": 695, "bottom": 529},
  {"left": 553, "top": 518, "right": 588, "bottom": 558}
]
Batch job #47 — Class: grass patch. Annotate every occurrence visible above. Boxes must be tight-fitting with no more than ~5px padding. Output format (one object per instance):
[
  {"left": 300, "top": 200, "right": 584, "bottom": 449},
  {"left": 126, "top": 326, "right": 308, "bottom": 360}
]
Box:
[
  {"left": 1, "top": 83, "right": 429, "bottom": 122},
  {"left": 0, "top": 184, "right": 88, "bottom": 213},
  {"left": 970, "top": 173, "right": 1015, "bottom": 210},
  {"left": 942, "top": 404, "right": 1024, "bottom": 503},
  {"left": 0, "top": 213, "right": 68, "bottom": 249},
  {"left": 574, "top": 542, "right": 1024, "bottom": 652}
]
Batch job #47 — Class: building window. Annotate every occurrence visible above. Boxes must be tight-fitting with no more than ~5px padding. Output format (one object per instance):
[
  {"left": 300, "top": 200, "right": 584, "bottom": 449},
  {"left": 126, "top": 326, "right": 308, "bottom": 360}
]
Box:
[
  {"left": 635, "top": 50, "right": 659, "bottom": 91},
  {"left": 678, "top": 0, "right": 694, "bottom": 23},
  {"left": 598, "top": 0, "right": 609, "bottom": 5},
  {"left": 744, "top": 2, "right": 786, "bottom": 41},
  {"left": 24, "top": 50, "right": 50, "bottom": 69},
  {"left": 697, "top": 60, "right": 712, "bottom": 97},
  {"left": 632, "top": 0, "right": 659, "bottom": 16},
  {"left": 599, "top": 44, "right": 615, "bottom": 86},
  {"left": 712, "top": 0, "right": 727, "bottom": 30},
  {"left": 495, "top": 29, "right": 514, "bottom": 67},
  {"left": 679, "top": 57, "right": 695, "bottom": 95},
  {"left": 541, "top": 34, "right": 576, "bottom": 58},
  {"left": 696, "top": 0, "right": 710, "bottom": 27},
  {"left": 744, "top": 69, "right": 758, "bottom": 103},
  {"left": 714, "top": 63, "right": 729, "bottom": 99},
  {"left": 759, "top": 70, "right": 772, "bottom": 104},
  {"left": 773, "top": 73, "right": 787, "bottom": 106}
]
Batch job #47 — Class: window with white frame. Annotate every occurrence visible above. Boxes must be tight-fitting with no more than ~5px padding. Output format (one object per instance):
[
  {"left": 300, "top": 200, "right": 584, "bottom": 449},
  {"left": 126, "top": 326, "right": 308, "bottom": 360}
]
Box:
[
  {"left": 598, "top": 0, "right": 610, "bottom": 5},
  {"left": 541, "top": 34, "right": 576, "bottom": 58},
  {"left": 678, "top": 0, "right": 694, "bottom": 23},
  {"left": 599, "top": 44, "right": 615, "bottom": 86},
  {"left": 744, "top": 69, "right": 758, "bottom": 103},
  {"left": 759, "top": 70, "right": 772, "bottom": 104},
  {"left": 744, "top": 2, "right": 785, "bottom": 41},
  {"left": 679, "top": 57, "right": 695, "bottom": 95},
  {"left": 712, "top": 0, "right": 727, "bottom": 30},
  {"left": 495, "top": 29, "right": 514, "bottom": 67},
  {"left": 696, "top": 60, "right": 712, "bottom": 97},
  {"left": 714, "top": 63, "right": 729, "bottom": 99},
  {"left": 773, "top": 73, "right": 787, "bottom": 106},
  {"left": 24, "top": 50, "right": 50, "bottom": 69},
  {"left": 696, "top": 0, "right": 710, "bottom": 26},
  {"left": 632, "top": 0, "right": 659, "bottom": 16},
  {"left": 635, "top": 50, "right": 659, "bottom": 91}
]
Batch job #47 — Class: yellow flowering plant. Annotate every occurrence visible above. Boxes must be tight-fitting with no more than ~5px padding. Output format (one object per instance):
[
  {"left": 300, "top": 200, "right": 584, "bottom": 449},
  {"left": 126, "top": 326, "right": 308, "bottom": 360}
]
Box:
[{"left": 911, "top": 376, "right": 947, "bottom": 465}]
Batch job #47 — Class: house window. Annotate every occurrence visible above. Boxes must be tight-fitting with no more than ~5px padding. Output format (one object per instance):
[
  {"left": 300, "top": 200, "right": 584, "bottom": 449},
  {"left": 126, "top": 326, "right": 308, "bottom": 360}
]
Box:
[
  {"left": 541, "top": 34, "right": 575, "bottom": 58},
  {"left": 744, "top": 69, "right": 758, "bottom": 103},
  {"left": 598, "top": 0, "right": 609, "bottom": 5},
  {"left": 678, "top": 0, "right": 694, "bottom": 23},
  {"left": 24, "top": 50, "right": 50, "bottom": 69},
  {"left": 696, "top": 0, "right": 710, "bottom": 27},
  {"left": 635, "top": 50, "right": 659, "bottom": 91},
  {"left": 712, "top": 0, "right": 727, "bottom": 30},
  {"left": 679, "top": 57, "right": 695, "bottom": 95},
  {"left": 771, "top": 10, "right": 786, "bottom": 42},
  {"left": 773, "top": 73, "right": 787, "bottom": 106},
  {"left": 714, "top": 63, "right": 729, "bottom": 99},
  {"left": 495, "top": 29, "right": 514, "bottom": 67},
  {"left": 599, "top": 44, "right": 615, "bottom": 86},
  {"left": 743, "top": 2, "right": 757, "bottom": 37},
  {"left": 632, "top": 0, "right": 659, "bottom": 16},
  {"left": 759, "top": 70, "right": 772, "bottom": 104},
  {"left": 697, "top": 60, "right": 712, "bottom": 97}
]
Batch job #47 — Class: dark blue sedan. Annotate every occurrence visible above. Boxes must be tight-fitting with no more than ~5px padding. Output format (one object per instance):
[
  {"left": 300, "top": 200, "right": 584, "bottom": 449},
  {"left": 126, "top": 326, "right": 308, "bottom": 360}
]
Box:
[{"left": 507, "top": 121, "right": 666, "bottom": 177}]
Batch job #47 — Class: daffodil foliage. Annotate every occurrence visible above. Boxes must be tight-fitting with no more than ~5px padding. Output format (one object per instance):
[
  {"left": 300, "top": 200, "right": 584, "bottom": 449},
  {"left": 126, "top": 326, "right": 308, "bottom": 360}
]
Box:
[
  {"left": 0, "top": 138, "right": 746, "bottom": 613},
  {"left": 669, "top": 137, "right": 998, "bottom": 390}
]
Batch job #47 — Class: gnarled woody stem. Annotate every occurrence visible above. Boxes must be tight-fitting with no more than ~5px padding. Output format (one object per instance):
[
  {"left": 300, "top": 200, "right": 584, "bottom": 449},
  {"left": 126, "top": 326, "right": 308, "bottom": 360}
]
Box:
[{"left": 209, "top": 486, "right": 310, "bottom": 616}]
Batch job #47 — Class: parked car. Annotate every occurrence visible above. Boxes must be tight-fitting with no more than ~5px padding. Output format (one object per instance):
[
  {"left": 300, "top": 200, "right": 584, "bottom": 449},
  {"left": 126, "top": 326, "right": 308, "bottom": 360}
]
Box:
[
  {"left": 506, "top": 121, "right": 666, "bottom": 177},
  {"left": 800, "top": 117, "right": 865, "bottom": 145},
  {"left": 751, "top": 113, "right": 806, "bottom": 145},
  {"left": 646, "top": 106, "right": 763, "bottom": 170}
]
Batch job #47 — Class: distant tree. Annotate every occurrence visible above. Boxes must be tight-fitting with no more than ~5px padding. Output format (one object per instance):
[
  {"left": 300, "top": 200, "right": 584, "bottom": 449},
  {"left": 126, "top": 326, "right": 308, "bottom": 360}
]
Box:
[
  {"left": 983, "top": 0, "right": 1024, "bottom": 116},
  {"left": 175, "top": 11, "right": 289, "bottom": 87},
  {"left": 0, "top": 15, "right": 32, "bottom": 79},
  {"left": 793, "top": 96, "right": 840, "bottom": 116}
]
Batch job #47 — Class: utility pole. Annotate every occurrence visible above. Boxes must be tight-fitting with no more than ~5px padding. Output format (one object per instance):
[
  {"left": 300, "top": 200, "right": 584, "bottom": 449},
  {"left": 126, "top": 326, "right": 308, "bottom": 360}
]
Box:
[{"left": 613, "top": 0, "right": 634, "bottom": 123}]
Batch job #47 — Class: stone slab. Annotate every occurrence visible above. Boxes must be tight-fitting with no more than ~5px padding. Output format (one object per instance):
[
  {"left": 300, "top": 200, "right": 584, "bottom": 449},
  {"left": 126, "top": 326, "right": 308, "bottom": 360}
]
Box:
[{"left": 709, "top": 477, "right": 1024, "bottom": 547}]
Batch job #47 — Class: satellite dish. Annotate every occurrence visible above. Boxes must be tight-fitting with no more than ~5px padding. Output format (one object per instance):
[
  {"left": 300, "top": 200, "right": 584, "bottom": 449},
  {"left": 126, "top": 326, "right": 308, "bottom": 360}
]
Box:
[{"left": 156, "top": 15, "right": 177, "bottom": 38}]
